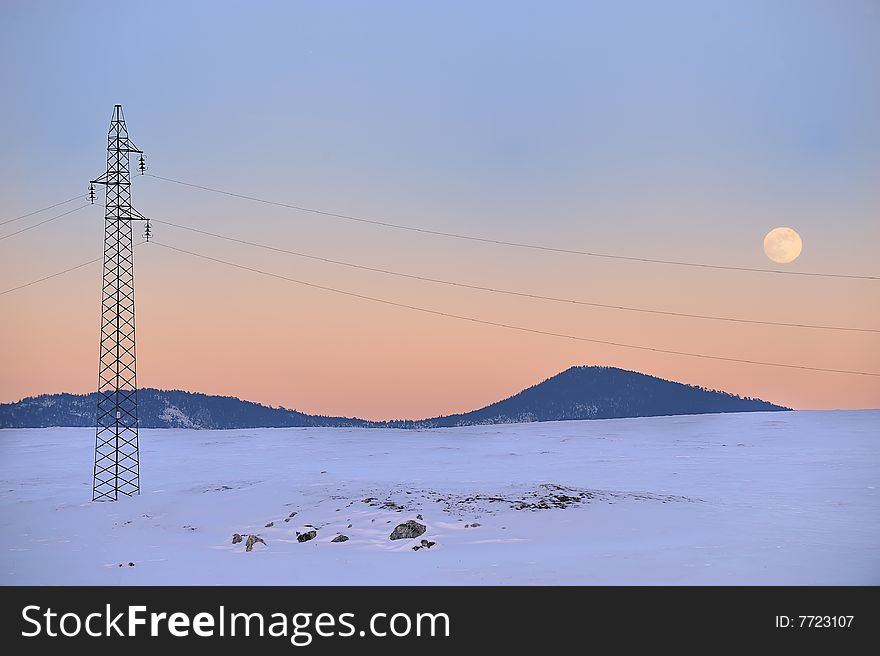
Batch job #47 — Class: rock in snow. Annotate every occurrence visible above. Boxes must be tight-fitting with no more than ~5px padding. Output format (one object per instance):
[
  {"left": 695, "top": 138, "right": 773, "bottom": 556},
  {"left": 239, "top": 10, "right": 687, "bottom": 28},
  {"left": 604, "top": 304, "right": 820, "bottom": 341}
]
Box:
[
  {"left": 231, "top": 533, "right": 243, "bottom": 545},
  {"left": 245, "top": 535, "right": 265, "bottom": 552},
  {"left": 296, "top": 530, "right": 317, "bottom": 543},
  {"left": 390, "top": 520, "right": 426, "bottom": 540},
  {"left": 331, "top": 534, "right": 349, "bottom": 543}
]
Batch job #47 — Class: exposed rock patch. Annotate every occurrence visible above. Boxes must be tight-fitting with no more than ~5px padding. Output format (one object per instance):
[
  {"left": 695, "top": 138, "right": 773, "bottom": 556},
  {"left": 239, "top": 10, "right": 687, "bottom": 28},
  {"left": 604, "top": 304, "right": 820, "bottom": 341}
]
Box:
[
  {"left": 390, "top": 520, "right": 426, "bottom": 540},
  {"left": 296, "top": 530, "right": 317, "bottom": 543},
  {"left": 245, "top": 535, "right": 266, "bottom": 552}
]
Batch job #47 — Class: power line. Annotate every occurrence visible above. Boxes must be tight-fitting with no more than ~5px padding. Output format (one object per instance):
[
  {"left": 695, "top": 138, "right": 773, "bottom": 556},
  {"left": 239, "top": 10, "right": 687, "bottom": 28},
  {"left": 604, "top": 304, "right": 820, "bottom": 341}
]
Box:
[
  {"left": 151, "top": 216, "right": 880, "bottom": 334},
  {"left": 0, "top": 194, "right": 84, "bottom": 227},
  {"left": 150, "top": 239, "right": 880, "bottom": 378},
  {"left": 0, "top": 256, "right": 100, "bottom": 296},
  {"left": 0, "top": 242, "right": 146, "bottom": 297},
  {"left": 145, "top": 173, "right": 879, "bottom": 281},
  {"left": 0, "top": 204, "right": 90, "bottom": 241}
]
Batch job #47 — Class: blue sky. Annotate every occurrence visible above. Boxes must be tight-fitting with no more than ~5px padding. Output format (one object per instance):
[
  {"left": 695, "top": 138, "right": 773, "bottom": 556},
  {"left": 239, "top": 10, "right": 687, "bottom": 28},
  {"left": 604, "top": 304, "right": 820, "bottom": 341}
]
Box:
[{"left": 1, "top": 1, "right": 878, "bottom": 416}]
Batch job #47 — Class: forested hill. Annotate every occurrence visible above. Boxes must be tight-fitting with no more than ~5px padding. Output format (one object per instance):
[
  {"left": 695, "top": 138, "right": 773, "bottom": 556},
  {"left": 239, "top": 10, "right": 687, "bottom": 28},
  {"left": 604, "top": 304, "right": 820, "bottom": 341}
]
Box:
[{"left": 0, "top": 366, "right": 787, "bottom": 429}]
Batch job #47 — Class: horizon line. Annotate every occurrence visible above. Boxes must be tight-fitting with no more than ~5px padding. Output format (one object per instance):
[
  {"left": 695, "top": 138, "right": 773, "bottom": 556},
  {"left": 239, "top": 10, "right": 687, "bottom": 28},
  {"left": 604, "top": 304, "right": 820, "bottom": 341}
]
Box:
[{"left": 0, "top": 364, "right": 804, "bottom": 422}]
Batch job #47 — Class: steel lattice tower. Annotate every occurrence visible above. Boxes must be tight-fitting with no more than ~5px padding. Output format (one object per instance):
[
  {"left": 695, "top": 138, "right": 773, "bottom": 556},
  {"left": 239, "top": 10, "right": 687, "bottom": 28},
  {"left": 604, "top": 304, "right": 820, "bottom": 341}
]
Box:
[{"left": 90, "top": 105, "right": 149, "bottom": 502}]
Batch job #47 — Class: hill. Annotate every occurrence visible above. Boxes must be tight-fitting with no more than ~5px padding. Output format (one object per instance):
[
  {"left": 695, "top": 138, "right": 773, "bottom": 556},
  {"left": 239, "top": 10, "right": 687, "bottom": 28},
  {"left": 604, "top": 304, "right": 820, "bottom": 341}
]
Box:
[{"left": 0, "top": 366, "right": 787, "bottom": 429}]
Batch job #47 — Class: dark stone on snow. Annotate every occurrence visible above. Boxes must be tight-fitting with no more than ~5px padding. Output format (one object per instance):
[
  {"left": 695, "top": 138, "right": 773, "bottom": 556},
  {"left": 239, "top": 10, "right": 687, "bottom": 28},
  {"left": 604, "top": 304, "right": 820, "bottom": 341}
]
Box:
[
  {"left": 331, "top": 534, "right": 349, "bottom": 543},
  {"left": 390, "top": 520, "right": 426, "bottom": 540},
  {"left": 297, "top": 530, "right": 317, "bottom": 543},
  {"left": 265, "top": 522, "right": 274, "bottom": 528},
  {"left": 232, "top": 533, "right": 243, "bottom": 544},
  {"left": 245, "top": 535, "right": 266, "bottom": 552}
]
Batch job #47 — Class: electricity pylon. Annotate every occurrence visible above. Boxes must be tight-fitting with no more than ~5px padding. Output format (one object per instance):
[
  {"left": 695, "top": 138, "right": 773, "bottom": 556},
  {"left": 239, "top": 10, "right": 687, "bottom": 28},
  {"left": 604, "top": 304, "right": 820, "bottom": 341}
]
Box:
[{"left": 90, "top": 105, "right": 150, "bottom": 501}]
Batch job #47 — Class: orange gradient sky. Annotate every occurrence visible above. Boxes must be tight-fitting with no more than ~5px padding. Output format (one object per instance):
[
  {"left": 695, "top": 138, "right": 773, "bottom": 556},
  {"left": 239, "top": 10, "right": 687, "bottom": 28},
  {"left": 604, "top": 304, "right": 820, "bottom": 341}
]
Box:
[{"left": 1, "top": 1, "right": 879, "bottom": 419}]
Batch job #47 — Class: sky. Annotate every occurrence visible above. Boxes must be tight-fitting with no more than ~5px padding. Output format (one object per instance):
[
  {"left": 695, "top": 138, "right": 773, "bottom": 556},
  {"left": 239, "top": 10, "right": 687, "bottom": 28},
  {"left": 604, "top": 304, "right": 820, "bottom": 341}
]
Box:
[{"left": 1, "top": 0, "right": 878, "bottom": 419}]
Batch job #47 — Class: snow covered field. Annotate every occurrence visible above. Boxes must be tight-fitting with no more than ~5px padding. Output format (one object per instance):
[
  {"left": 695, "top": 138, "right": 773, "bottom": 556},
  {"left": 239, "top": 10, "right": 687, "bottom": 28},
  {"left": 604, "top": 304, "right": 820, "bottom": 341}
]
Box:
[{"left": 1, "top": 410, "right": 877, "bottom": 585}]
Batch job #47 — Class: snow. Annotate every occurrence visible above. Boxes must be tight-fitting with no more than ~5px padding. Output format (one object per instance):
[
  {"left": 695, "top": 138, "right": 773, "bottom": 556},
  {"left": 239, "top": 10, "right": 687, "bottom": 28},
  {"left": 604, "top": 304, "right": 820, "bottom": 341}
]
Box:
[
  {"left": 0, "top": 410, "right": 877, "bottom": 585},
  {"left": 158, "top": 404, "right": 198, "bottom": 429}
]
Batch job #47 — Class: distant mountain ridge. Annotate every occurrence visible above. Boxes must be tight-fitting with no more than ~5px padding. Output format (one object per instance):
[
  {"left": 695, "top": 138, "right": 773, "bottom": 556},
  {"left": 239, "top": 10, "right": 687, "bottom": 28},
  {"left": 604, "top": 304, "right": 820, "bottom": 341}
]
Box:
[
  {"left": 0, "top": 366, "right": 788, "bottom": 429},
  {"left": 0, "top": 388, "right": 370, "bottom": 430},
  {"left": 384, "top": 366, "right": 787, "bottom": 427}
]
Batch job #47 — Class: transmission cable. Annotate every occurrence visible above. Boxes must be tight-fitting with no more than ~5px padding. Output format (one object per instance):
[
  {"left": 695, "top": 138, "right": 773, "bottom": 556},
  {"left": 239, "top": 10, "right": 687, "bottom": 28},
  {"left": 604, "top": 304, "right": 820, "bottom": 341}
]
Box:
[
  {"left": 0, "top": 204, "right": 90, "bottom": 241},
  {"left": 145, "top": 173, "right": 878, "bottom": 281},
  {"left": 150, "top": 217, "right": 879, "bottom": 334},
  {"left": 0, "top": 194, "right": 85, "bottom": 227},
  {"left": 150, "top": 239, "right": 880, "bottom": 378},
  {"left": 0, "top": 242, "right": 146, "bottom": 296}
]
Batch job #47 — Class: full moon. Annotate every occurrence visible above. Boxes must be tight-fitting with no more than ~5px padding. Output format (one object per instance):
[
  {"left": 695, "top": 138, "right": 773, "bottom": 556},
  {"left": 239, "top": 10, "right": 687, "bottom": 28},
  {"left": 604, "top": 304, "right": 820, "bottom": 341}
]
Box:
[{"left": 763, "top": 227, "right": 802, "bottom": 264}]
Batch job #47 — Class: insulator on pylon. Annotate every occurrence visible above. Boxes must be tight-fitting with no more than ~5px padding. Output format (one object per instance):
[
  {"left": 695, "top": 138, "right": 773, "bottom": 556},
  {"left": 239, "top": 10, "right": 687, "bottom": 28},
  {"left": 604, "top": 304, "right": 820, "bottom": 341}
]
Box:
[
  {"left": 89, "top": 183, "right": 96, "bottom": 204},
  {"left": 138, "top": 154, "right": 146, "bottom": 175},
  {"left": 144, "top": 221, "right": 152, "bottom": 242}
]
